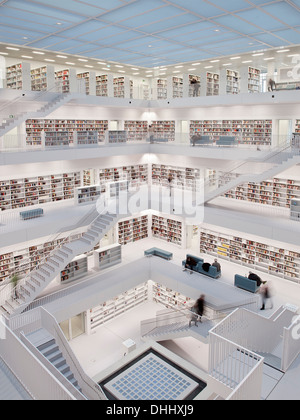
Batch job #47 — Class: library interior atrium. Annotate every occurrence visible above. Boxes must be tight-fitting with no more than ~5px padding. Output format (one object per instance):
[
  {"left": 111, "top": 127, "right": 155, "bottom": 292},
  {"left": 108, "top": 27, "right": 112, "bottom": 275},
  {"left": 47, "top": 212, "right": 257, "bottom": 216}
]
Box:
[{"left": 0, "top": 0, "right": 300, "bottom": 401}]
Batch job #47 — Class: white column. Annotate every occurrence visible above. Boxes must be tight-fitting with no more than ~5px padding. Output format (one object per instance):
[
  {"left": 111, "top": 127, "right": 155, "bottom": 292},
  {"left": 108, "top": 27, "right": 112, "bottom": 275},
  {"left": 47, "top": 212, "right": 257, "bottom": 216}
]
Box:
[{"left": 88, "top": 71, "right": 96, "bottom": 96}]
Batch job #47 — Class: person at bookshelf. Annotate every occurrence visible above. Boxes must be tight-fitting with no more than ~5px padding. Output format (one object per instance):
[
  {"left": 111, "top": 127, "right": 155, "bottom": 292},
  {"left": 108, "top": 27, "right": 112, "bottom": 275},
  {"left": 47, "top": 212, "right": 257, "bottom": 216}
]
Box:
[
  {"left": 212, "top": 259, "right": 221, "bottom": 273},
  {"left": 148, "top": 125, "right": 155, "bottom": 143},
  {"left": 168, "top": 173, "right": 173, "bottom": 197},
  {"left": 191, "top": 78, "right": 200, "bottom": 97}
]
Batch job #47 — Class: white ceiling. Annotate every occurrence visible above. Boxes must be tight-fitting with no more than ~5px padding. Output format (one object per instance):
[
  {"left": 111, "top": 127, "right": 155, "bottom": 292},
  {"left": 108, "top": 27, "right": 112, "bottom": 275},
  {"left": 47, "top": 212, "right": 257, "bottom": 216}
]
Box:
[{"left": 0, "top": 0, "right": 300, "bottom": 69}]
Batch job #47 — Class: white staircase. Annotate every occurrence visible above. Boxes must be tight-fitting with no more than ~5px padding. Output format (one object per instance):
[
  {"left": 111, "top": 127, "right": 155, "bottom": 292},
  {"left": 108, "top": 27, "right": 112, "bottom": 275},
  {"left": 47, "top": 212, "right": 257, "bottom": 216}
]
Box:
[
  {"left": 0, "top": 92, "right": 72, "bottom": 137},
  {"left": 26, "top": 328, "right": 83, "bottom": 396},
  {"left": 0, "top": 211, "right": 121, "bottom": 316},
  {"left": 141, "top": 309, "right": 217, "bottom": 344},
  {"left": 203, "top": 151, "right": 300, "bottom": 205}
]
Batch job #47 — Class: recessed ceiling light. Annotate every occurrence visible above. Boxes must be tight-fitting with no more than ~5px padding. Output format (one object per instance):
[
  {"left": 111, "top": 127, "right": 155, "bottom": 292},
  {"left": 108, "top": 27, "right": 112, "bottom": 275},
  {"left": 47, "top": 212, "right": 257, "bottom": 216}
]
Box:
[
  {"left": 33, "top": 51, "right": 45, "bottom": 55},
  {"left": 146, "top": 75, "right": 152, "bottom": 77},
  {"left": 287, "top": 54, "right": 300, "bottom": 57},
  {"left": 188, "top": 68, "right": 196, "bottom": 71},
  {"left": 56, "top": 55, "right": 67, "bottom": 59},
  {"left": 277, "top": 49, "right": 290, "bottom": 53},
  {"left": 193, "top": 63, "right": 201, "bottom": 66},
  {"left": 66, "top": 62, "right": 75, "bottom": 65},
  {"left": 56, "top": 22, "right": 63, "bottom": 25},
  {"left": 204, "top": 66, "right": 213, "bottom": 69},
  {"left": 0, "top": 52, "right": 8, "bottom": 55},
  {"left": 98, "top": 62, "right": 106, "bottom": 65},
  {"left": 115, "top": 65, "right": 124, "bottom": 68},
  {"left": 78, "top": 59, "right": 88, "bottom": 62},
  {"left": 214, "top": 29, "right": 220, "bottom": 32},
  {"left": 231, "top": 56, "right": 241, "bottom": 60},
  {"left": 242, "top": 60, "right": 253, "bottom": 63},
  {"left": 118, "top": 70, "right": 125, "bottom": 73},
  {"left": 85, "top": 65, "right": 94, "bottom": 68},
  {"left": 45, "top": 59, "right": 55, "bottom": 62},
  {"left": 22, "top": 55, "right": 33, "bottom": 59},
  {"left": 23, "top": 37, "right": 28, "bottom": 40},
  {"left": 264, "top": 57, "right": 275, "bottom": 61},
  {"left": 146, "top": 70, "right": 153, "bottom": 73},
  {"left": 175, "top": 65, "right": 183, "bottom": 68},
  {"left": 6, "top": 47, "right": 20, "bottom": 51},
  {"left": 133, "top": 73, "right": 140, "bottom": 75},
  {"left": 159, "top": 73, "right": 166, "bottom": 75},
  {"left": 173, "top": 71, "right": 181, "bottom": 73},
  {"left": 252, "top": 53, "right": 264, "bottom": 56},
  {"left": 102, "top": 68, "right": 111, "bottom": 71},
  {"left": 131, "top": 68, "right": 139, "bottom": 70},
  {"left": 223, "top": 63, "right": 232, "bottom": 66},
  {"left": 210, "top": 60, "right": 220, "bottom": 63}
]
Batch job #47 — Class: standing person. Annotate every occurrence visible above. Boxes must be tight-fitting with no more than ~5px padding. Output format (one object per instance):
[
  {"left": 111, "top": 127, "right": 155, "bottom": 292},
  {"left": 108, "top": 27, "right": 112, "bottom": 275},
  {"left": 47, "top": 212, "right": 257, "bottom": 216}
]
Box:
[
  {"left": 260, "top": 283, "right": 273, "bottom": 311},
  {"left": 167, "top": 173, "right": 173, "bottom": 197},
  {"left": 212, "top": 259, "right": 221, "bottom": 273},
  {"left": 148, "top": 124, "right": 155, "bottom": 144},
  {"left": 191, "top": 77, "right": 200, "bottom": 97},
  {"left": 189, "top": 295, "right": 205, "bottom": 327}
]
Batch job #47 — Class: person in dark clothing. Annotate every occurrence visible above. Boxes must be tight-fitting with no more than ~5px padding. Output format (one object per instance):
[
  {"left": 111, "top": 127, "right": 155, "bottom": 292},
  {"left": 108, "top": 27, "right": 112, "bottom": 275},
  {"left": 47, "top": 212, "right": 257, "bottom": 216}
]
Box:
[
  {"left": 189, "top": 295, "right": 205, "bottom": 327},
  {"left": 202, "top": 262, "right": 211, "bottom": 273},
  {"left": 248, "top": 271, "right": 264, "bottom": 287},
  {"left": 212, "top": 259, "right": 221, "bottom": 273},
  {"left": 185, "top": 256, "right": 197, "bottom": 271},
  {"left": 260, "top": 284, "right": 273, "bottom": 311}
]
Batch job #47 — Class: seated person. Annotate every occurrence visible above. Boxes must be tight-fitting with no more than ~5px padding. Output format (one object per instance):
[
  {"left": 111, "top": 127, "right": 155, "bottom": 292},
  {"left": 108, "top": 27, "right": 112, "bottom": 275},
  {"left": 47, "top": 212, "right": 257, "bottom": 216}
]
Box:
[
  {"left": 185, "top": 256, "right": 197, "bottom": 270},
  {"left": 248, "top": 271, "right": 265, "bottom": 287},
  {"left": 202, "top": 262, "right": 211, "bottom": 273},
  {"left": 191, "top": 134, "right": 201, "bottom": 146},
  {"left": 212, "top": 259, "right": 221, "bottom": 273}
]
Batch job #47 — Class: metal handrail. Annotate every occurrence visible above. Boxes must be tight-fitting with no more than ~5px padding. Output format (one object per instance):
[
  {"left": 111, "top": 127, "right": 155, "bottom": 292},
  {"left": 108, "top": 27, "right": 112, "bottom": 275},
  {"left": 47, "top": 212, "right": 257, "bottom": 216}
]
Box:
[
  {"left": 201, "top": 138, "right": 294, "bottom": 193},
  {"left": 0, "top": 192, "right": 109, "bottom": 311},
  {"left": 0, "top": 81, "right": 65, "bottom": 121}
]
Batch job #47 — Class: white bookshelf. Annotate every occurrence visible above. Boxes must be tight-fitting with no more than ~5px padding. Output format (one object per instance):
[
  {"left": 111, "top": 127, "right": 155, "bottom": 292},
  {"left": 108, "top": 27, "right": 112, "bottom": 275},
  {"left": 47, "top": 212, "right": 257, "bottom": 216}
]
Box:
[
  {"left": 0, "top": 172, "right": 80, "bottom": 211},
  {"left": 190, "top": 119, "right": 272, "bottom": 145},
  {"left": 55, "top": 68, "right": 77, "bottom": 93},
  {"left": 221, "top": 175, "right": 300, "bottom": 208},
  {"left": 151, "top": 164, "right": 200, "bottom": 190},
  {"left": 118, "top": 215, "right": 149, "bottom": 245},
  {"left": 26, "top": 119, "right": 108, "bottom": 147},
  {"left": 153, "top": 282, "right": 192, "bottom": 311},
  {"left": 113, "top": 76, "right": 133, "bottom": 98},
  {"left": 6, "top": 62, "right": 31, "bottom": 91},
  {"left": 220, "top": 69, "right": 240, "bottom": 95},
  {"left": 124, "top": 121, "right": 148, "bottom": 142},
  {"left": 152, "top": 215, "right": 182, "bottom": 246},
  {"left": 61, "top": 254, "right": 88, "bottom": 283},
  {"left": 169, "top": 76, "right": 183, "bottom": 98},
  {"left": 291, "top": 199, "right": 300, "bottom": 221},
  {"left": 44, "top": 131, "right": 71, "bottom": 148},
  {"left": 156, "top": 78, "right": 168, "bottom": 100},
  {"left": 75, "top": 185, "right": 101, "bottom": 205},
  {"left": 76, "top": 131, "right": 98, "bottom": 146},
  {"left": 200, "top": 228, "right": 300, "bottom": 283},
  {"left": 94, "top": 244, "right": 122, "bottom": 271},
  {"left": 202, "top": 72, "right": 219, "bottom": 96},
  {"left": 87, "top": 282, "right": 148, "bottom": 333},
  {"left": 240, "top": 66, "right": 261, "bottom": 94},
  {"left": 0, "top": 233, "right": 83, "bottom": 284},
  {"left": 105, "top": 130, "right": 127, "bottom": 144},
  {"left": 31, "top": 65, "right": 55, "bottom": 92},
  {"left": 77, "top": 71, "right": 96, "bottom": 95},
  {"left": 99, "top": 164, "right": 148, "bottom": 192},
  {"left": 151, "top": 121, "right": 176, "bottom": 142}
]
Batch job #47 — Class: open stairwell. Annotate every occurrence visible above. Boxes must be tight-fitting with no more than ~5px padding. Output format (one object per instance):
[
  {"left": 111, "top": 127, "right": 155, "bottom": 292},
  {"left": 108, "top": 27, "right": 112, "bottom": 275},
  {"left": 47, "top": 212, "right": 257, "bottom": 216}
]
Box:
[
  {"left": 203, "top": 152, "right": 300, "bottom": 205},
  {"left": 1, "top": 211, "right": 121, "bottom": 316},
  {"left": 26, "top": 328, "right": 83, "bottom": 396},
  {"left": 0, "top": 92, "right": 72, "bottom": 137}
]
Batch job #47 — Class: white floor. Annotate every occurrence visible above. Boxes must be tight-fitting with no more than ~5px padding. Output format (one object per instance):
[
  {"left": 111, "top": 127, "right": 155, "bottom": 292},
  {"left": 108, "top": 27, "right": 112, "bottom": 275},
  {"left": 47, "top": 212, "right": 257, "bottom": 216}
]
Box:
[{"left": 67, "top": 237, "right": 300, "bottom": 400}]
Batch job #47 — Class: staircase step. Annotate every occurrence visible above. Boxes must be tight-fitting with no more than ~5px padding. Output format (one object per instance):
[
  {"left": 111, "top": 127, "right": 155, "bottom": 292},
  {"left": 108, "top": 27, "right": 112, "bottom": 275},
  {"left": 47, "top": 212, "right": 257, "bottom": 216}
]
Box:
[
  {"left": 79, "top": 238, "right": 91, "bottom": 245},
  {"left": 30, "top": 276, "right": 41, "bottom": 287},
  {"left": 44, "top": 263, "right": 56, "bottom": 272},
  {"left": 39, "top": 268, "right": 51, "bottom": 277}
]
